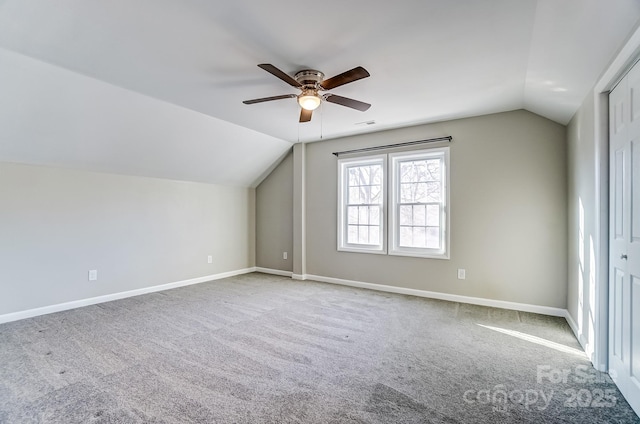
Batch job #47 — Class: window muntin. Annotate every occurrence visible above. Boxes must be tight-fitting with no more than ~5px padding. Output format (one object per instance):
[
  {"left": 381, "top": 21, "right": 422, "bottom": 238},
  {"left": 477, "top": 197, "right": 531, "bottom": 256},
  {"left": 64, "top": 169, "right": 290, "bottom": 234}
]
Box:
[
  {"left": 390, "top": 148, "right": 449, "bottom": 258},
  {"left": 337, "top": 156, "right": 386, "bottom": 253}
]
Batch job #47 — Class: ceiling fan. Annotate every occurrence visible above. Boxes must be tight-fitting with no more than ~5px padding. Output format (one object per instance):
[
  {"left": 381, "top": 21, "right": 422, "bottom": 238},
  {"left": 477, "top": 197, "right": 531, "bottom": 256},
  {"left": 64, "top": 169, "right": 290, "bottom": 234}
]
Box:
[{"left": 243, "top": 64, "right": 371, "bottom": 123}]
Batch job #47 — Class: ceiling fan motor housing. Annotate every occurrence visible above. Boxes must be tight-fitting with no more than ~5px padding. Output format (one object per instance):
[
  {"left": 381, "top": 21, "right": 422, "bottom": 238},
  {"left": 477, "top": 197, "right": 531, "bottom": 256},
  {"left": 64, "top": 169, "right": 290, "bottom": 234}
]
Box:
[{"left": 294, "top": 70, "right": 325, "bottom": 89}]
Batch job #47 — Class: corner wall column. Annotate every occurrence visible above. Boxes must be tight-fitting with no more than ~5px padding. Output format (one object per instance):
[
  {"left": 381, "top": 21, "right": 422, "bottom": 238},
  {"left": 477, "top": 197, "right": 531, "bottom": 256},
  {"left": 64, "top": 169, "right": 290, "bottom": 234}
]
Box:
[{"left": 292, "top": 143, "right": 306, "bottom": 279}]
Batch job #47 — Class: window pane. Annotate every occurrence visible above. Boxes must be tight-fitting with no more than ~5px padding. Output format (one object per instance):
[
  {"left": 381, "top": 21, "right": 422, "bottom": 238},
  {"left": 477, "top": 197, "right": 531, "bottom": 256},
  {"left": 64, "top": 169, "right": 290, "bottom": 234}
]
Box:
[
  {"left": 413, "top": 205, "right": 426, "bottom": 226},
  {"left": 358, "top": 226, "right": 369, "bottom": 244},
  {"left": 362, "top": 185, "right": 372, "bottom": 203},
  {"left": 369, "top": 206, "right": 380, "bottom": 225},
  {"left": 371, "top": 167, "right": 383, "bottom": 185},
  {"left": 399, "top": 226, "right": 412, "bottom": 247},
  {"left": 426, "top": 227, "right": 440, "bottom": 248},
  {"left": 399, "top": 205, "right": 412, "bottom": 225},
  {"left": 359, "top": 206, "right": 369, "bottom": 225},
  {"left": 367, "top": 166, "right": 377, "bottom": 185},
  {"left": 426, "top": 205, "right": 439, "bottom": 226},
  {"left": 370, "top": 226, "right": 380, "bottom": 245},
  {"left": 348, "top": 168, "right": 359, "bottom": 186},
  {"left": 347, "top": 225, "right": 358, "bottom": 244},
  {"left": 410, "top": 160, "right": 426, "bottom": 182},
  {"left": 401, "top": 183, "right": 414, "bottom": 203},
  {"left": 425, "top": 159, "right": 441, "bottom": 181},
  {"left": 413, "top": 226, "right": 426, "bottom": 248},
  {"left": 427, "top": 182, "right": 441, "bottom": 202},
  {"left": 412, "top": 182, "right": 426, "bottom": 203},
  {"left": 413, "top": 161, "right": 427, "bottom": 182},
  {"left": 356, "top": 167, "right": 368, "bottom": 186},
  {"left": 400, "top": 162, "right": 415, "bottom": 182},
  {"left": 348, "top": 206, "right": 359, "bottom": 225},
  {"left": 348, "top": 187, "right": 360, "bottom": 204},
  {"left": 370, "top": 185, "right": 381, "bottom": 203}
]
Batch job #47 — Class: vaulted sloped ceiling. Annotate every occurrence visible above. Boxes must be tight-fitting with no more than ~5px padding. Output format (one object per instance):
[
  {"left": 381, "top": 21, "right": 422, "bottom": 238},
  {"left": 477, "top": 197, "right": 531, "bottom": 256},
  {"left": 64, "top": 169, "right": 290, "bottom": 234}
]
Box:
[{"left": 0, "top": 0, "right": 639, "bottom": 186}]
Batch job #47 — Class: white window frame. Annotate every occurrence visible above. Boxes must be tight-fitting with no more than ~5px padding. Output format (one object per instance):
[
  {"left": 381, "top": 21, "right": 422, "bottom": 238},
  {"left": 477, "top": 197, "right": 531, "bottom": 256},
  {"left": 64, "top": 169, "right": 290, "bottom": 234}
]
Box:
[
  {"left": 336, "top": 147, "right": 450, "bottom": 259},
  {"left": 389, "top": 147, "right": 450, "bottom": 259},
  {"left": 337, "top": 154, "right": 387, "bottom": 254}
]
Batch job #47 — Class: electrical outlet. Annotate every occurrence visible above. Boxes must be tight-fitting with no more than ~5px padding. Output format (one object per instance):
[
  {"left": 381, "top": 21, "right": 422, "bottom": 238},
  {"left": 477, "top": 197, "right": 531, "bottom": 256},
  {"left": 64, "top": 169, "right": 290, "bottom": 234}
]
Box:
[
  {"left": 457, "top": 269, "right": 466, "bottom": 280},
  {"left": 283, "top": 252, "right": 288, "bottom": 260},
  {"left": 88, "top": 269, "right": 98, "bottom": 281},
  {"left": 207, "top": 255, "right": 213, "bottom": 264}
]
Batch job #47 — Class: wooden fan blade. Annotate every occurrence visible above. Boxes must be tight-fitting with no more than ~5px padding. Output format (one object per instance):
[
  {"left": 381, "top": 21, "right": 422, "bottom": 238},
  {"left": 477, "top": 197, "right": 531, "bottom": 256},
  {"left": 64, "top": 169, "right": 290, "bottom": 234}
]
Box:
[
  {"left": 324, "top": 94, "right": 371, "bottom": 111},
  {"left": 299, "top": 108, "right": 312, "bottom": 122},
  {"left": 258, "top": 64, "right": 302, "bottom": 88},
  {"left": 243, "top": 94, "right": 296, "bottom": 105},
  {"left": 320, "top": 66, "right": 370, "bottom": 90}
]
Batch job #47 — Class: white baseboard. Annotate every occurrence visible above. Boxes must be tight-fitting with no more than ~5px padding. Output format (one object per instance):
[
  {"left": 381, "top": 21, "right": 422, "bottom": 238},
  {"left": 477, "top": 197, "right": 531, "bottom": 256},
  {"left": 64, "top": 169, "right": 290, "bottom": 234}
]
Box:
[
  {"left": 564, "top": 310, "right": 580, "bottom": 339},
  {"left": 208, "top": 268, "right": 572, "bottom": 320},
  {"left": 564, "top": 311, "right": 588, "bottom": 351},
  {"left": 0, "top": 267, "right": 256, "bottom": 325},
  {"left": 2, "top": 268, "right": 573, "bottom": 328},
  {"left": 303, "top": 273, "right": 568, "bottom": 317},
  {"left": 255, "top": 267, "right": 293, "bottom": 277},
  {"left": 564, "top": 311, "right": 590, "bottom": 349},
  {"left": 563, "top": 310, "right": 606, "bottom": 371}
]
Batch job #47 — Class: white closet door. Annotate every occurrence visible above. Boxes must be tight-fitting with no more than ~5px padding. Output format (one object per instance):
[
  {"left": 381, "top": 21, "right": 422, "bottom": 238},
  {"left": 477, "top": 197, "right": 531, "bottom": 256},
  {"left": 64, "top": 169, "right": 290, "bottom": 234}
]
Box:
[{"left": 609, "top": 59, "right": 640, "bottom": 417}]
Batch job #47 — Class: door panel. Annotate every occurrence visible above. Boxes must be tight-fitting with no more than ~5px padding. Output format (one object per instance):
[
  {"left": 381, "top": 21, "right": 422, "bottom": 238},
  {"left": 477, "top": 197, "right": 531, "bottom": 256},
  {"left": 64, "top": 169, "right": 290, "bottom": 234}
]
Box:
[
  {"left": 632, "top": 86, "right": 640, "bottom": 123},
  {"left": 632, "top": 275, "right": 640, "bottom": 382},
  {"left": 614, "top": 269, "right": 624, "bottom": 359},
  {"left": 615, "top": 99, "right": 626, "bottom": 135},
  {"left": 615, "top": 149, "right": 625, "bottom": 239},
  {"left": 633, "top": 142, "right": 640, "bottom": 241}
]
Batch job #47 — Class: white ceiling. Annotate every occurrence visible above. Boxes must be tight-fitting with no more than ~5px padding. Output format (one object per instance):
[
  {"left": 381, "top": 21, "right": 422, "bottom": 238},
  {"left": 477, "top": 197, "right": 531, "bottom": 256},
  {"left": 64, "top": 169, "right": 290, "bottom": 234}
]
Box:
[{"left": 0, "top": 0, "right": 639, "bottom": 186}]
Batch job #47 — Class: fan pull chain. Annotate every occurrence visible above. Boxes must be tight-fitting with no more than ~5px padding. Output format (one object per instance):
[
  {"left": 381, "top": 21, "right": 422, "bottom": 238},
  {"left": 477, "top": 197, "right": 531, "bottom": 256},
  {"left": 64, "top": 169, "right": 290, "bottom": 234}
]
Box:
[{"left": 320, "top": 102, "right": 323, "bottom": 140}]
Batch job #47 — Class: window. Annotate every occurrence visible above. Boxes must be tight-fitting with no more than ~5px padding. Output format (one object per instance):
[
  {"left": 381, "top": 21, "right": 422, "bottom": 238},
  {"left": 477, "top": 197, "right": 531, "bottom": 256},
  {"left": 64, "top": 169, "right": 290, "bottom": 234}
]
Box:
[
  {"left": 337, "top": 147, "right": 449, "bottom": 259},
  {"left": 337, "top": 155, "right": 386, "bottom": 253},
  {"left": 389, "top": 149, "right": 449, "bottom": 258}
]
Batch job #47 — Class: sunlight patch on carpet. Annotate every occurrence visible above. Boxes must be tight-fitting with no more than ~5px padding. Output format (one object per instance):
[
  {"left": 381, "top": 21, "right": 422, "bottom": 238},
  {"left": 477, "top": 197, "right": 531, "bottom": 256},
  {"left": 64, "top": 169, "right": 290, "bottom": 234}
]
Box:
[{"left": 477, "top": 324, "right": 587, "bottom": 358}]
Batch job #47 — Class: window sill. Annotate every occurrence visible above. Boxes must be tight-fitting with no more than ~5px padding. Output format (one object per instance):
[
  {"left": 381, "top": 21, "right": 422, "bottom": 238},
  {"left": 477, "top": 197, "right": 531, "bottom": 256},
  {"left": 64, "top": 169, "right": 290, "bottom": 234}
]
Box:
[
  {"left": 337, "top": 246, "right": 387, "bottom": 255},
  {"left": 388, "top": 249, "right": 450, "bottom": 260}
]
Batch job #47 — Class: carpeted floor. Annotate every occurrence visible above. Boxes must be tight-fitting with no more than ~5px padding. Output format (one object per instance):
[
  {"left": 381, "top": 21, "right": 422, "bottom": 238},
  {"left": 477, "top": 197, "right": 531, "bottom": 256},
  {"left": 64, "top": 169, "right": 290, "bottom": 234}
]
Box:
[{"left": 0, "top": 272, "right": 638, "bottom": 423}]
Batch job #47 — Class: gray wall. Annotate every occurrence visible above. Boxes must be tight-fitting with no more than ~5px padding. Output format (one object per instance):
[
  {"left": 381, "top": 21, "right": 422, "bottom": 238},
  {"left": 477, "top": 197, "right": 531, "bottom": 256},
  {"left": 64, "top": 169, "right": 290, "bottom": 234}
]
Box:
[
  {"left": 257, "top": 109, "right": 568, "bottom": 308},
  {"left": 256, "top": 150, "right": 293, "bottom": 271},
  {"left": 0, "top": 162, "right": 255, "bottom": 315}
]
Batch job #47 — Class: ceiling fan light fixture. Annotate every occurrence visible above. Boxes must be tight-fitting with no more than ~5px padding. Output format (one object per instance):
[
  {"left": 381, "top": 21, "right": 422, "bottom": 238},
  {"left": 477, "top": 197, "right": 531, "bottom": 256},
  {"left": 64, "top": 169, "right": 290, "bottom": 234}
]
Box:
[
  {"left": 244, "top": 64, "right": 372, "bottom": 120},
  {"left": 298, "top": 91, "right": 321, "bottom": 111}
]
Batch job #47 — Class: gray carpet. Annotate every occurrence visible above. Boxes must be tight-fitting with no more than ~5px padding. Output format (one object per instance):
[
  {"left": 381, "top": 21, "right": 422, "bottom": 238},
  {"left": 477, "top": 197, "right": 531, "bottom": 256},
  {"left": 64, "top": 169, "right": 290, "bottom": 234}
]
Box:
[{"left": 0, "top": 272, "right": 638, "bottom": 423}]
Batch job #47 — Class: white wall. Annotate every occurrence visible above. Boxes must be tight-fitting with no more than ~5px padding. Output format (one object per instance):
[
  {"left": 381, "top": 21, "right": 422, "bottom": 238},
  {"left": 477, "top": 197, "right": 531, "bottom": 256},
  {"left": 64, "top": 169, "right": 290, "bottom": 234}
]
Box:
[
  {"left": 567, "top": 91, "right": 600, "bottom": 359},
  {"left": 0, "top": 47, "right": 291, "bottom": 187},
  {"left": 0, "top": 162, "right": 255, "bottom": 316},
  {"left": 0, "top": 45, "right": 271, "bottom": 320}
]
